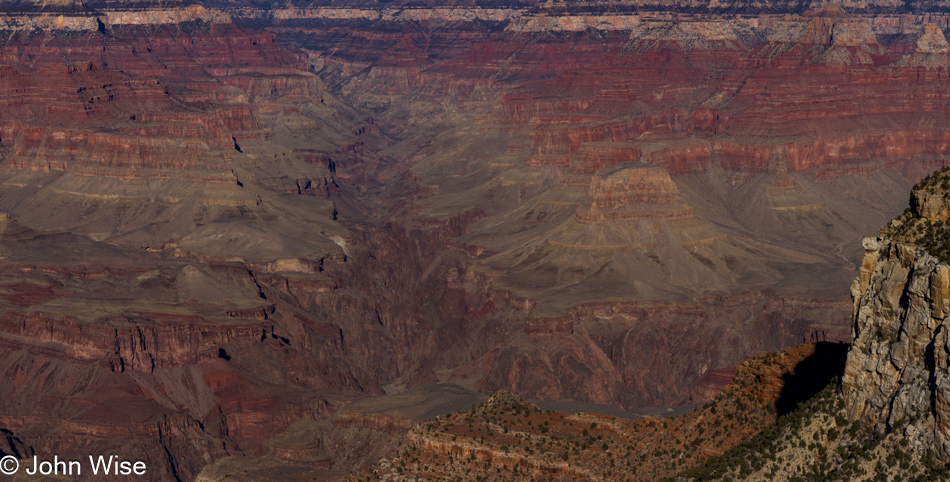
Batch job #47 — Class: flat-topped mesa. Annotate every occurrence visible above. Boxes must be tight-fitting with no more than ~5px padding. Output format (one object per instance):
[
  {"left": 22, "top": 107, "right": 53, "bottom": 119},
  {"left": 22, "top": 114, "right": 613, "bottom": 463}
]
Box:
[
  {"left": 577, "top": 164, "right": 693, "bottom": 221},
  {"left": 844, "top": 167, "right": 950, "bottom": 461}
]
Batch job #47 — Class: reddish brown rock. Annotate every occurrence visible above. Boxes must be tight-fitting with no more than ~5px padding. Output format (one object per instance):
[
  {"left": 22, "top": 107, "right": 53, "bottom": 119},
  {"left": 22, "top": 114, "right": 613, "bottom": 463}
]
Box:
[
  {"left": 358, "top": 342, "right": 847, "bottom": 482},
  {"left": 5, "top": 5, "right": 950, "bottom": 481}
]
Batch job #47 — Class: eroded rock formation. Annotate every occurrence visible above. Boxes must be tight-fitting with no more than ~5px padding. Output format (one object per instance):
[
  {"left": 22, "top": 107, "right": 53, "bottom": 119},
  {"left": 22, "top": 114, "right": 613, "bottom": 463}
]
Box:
[
  {"left": 3, "top": 0, "right": 950, "bottom": 479},
  {"left": 844, "top": 175, "right": 950, "bottom": 460},
  {"left": 357, "top": 342, "right": 847, "bottom": 482}
]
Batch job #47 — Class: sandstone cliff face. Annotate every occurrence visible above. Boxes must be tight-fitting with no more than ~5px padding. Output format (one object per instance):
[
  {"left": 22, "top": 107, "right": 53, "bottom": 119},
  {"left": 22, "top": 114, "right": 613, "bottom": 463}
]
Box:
[{"left": 844, "top": 235, "right": 950, "bottom": 459}]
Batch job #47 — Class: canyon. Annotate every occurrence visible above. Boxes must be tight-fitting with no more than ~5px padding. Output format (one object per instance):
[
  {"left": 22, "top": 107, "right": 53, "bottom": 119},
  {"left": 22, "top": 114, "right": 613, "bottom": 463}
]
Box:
[
  {"left": 0, "top": 0, "right": 946, "bottom": 479},
  {"left": 355, "top": 141, "right": 950, "bottom": 482}
]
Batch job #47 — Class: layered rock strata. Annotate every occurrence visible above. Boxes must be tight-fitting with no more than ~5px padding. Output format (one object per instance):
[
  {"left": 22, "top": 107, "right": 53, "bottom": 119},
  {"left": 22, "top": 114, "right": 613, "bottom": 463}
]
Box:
[
  {"left": 844, "top": 177, "right": 950, "bottom": 460},
  {"left": 359, "top": 342, "right": 846, "bottom": 482},
  {"left": 4, "top": 2, "right": 950, "bottom": 479}
]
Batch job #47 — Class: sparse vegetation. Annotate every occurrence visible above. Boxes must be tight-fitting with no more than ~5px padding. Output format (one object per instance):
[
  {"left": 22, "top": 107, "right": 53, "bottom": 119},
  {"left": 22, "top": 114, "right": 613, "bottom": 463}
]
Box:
[
  {"left": 350, "top": 344, "right": 840, "bottom": 481},
  {"left": 673, "top": 381, "right": 950, "bottom": 482},
  {"left": 883, "top": 166, "right": 950, "bottom": 262},
  {"left": 352, "top": 341, "right": 950, "bottom": 481}
]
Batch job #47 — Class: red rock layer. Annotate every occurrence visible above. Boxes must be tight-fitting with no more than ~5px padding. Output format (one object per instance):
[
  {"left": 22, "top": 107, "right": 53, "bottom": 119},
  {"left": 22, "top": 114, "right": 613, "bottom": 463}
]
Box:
[
  {"left": 0, "top": 24, "right": 314, "bottom": 177},
  {"left": 3, "top": 9, "right": 950, "bottom": 481}
]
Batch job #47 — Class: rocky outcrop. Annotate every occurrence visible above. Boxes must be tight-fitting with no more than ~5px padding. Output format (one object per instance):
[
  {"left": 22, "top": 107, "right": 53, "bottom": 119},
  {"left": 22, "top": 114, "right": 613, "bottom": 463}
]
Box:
[
  {"left": 842, "top": 170, "right": 950, "bottom": 454},
  {"left": 844, "top": 235, "right": 950, "bottom": 459},
  {"left": 363, "top": 342, "right": 847, "bottom": 482},
  {"left": 917, "top": 23, "right": 950, "bottom": 52},
  {"left": 577, "top": 165, "right": 693, "bottom": 221},
  {"left": 0, "top": 5, "right": 229, "bottom": 31},
  {"left": 0, "top": 309, "right": 272, "bottom": 372}
]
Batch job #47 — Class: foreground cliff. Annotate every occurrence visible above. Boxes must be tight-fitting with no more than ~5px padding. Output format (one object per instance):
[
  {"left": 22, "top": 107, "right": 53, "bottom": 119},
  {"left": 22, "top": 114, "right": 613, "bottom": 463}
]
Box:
[
  {"left": 843, "top": 168, "right": 950, "bottom": 461},
  {"left": 347, "top": 342, "right": 847, "bottom": 482},
  {"left": 665, "top": 171, "right": 950, "bottom": 480},
  {"left": 844, "top": 237, "right": 950, "bottom": 452}
]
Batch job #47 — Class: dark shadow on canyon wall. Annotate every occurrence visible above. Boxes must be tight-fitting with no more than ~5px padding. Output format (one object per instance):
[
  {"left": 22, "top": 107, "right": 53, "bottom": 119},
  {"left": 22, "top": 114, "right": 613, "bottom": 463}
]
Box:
[{"left": 776, "top": 341, "right": 850, "bottom": 416}]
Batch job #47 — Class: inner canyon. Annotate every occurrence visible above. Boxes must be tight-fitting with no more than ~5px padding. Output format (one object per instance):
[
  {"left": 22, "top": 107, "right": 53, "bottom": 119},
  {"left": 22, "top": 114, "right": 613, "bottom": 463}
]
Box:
[{"left": 0, "top": 0, "right": 946, "bottom": 478}]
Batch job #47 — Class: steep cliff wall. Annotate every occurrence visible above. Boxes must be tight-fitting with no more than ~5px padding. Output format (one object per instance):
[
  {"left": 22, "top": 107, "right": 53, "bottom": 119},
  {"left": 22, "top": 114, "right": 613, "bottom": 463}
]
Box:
[
  {"left": 842, "top": 238, "right": 948, "bottom": 452},
  {"left": 844, "top": 173, "right": 950, "bottom": 460},
  {"left": 671, "top": 183, "right": 950, "bottom": 480}
]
